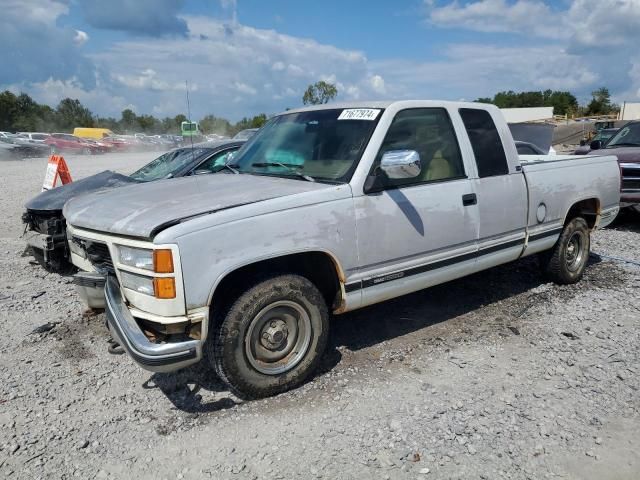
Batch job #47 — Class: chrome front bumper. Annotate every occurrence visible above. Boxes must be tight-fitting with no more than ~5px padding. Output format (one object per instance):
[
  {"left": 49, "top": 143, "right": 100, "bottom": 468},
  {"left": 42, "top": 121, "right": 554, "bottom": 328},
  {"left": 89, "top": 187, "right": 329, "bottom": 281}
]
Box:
[
  {"left": 73, "top": 272, "right": 106, "bottom": 309},
  {"left": 104, "top": 275, "right": 202, "bottom": 372}
]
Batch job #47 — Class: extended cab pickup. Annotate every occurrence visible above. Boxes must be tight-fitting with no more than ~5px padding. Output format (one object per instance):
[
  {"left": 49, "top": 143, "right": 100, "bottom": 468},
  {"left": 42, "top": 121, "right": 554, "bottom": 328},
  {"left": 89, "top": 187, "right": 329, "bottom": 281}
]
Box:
[{"left": 63, "top": 101, "right": 621, "bottom": 399}]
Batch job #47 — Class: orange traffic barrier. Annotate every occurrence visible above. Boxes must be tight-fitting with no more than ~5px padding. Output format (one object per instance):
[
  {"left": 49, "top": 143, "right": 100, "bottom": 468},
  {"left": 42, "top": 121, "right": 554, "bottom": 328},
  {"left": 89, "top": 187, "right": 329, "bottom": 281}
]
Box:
[{"left": 42, "top": 155, "right": 73, "bottom": 191}]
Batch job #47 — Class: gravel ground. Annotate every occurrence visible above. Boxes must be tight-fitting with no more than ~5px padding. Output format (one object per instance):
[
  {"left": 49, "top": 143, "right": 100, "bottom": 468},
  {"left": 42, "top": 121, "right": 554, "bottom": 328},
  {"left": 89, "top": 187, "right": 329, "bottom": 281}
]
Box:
[{"left": 0, "top": 153, "right": 639, "bottom": 480}]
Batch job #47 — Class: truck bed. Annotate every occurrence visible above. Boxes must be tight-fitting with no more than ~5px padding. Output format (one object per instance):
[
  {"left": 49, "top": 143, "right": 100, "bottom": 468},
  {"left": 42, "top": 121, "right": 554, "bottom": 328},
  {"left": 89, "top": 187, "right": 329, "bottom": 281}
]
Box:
[{"left": 520, "top": 153, "right": 620, "bottom": 241}]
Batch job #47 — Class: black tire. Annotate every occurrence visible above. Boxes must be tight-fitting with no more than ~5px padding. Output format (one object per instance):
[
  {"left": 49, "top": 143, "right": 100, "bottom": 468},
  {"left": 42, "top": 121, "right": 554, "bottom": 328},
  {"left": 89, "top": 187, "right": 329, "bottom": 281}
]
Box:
[
  {"left": 50, "top": 146, "right": 57, "bottom": 155},
  {"left": 82, "top": 147, "right": 92, "bottom": 155},
  {"left": 206, "top": 274, "right": 329, "bottom": 399},
  {"left": 539, "top": 217, "right": 590, "bottom": 284}
]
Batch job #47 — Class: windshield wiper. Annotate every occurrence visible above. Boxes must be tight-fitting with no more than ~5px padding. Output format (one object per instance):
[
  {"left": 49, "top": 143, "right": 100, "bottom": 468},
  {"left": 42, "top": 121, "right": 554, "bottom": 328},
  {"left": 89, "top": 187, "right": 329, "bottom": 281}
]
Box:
[
  {"left": 220, "top": 162, "right": 239, "bottom": 174},
  {"left": 251, "top": 162, "right": 315, "bottom": 182}
]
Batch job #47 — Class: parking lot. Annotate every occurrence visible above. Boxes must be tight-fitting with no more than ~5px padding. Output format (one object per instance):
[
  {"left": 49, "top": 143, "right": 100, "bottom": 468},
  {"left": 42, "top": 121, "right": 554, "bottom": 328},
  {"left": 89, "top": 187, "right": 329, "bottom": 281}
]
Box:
[{"left": 1, "top": 153, "right": 639, "bottom": 480}]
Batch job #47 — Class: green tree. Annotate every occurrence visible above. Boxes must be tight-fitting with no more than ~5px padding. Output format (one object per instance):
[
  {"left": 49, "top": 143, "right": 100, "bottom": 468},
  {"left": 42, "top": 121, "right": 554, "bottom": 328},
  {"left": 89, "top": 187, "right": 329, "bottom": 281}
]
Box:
[
  {"left": 586, "top": 87, "right": 612, "bottom": 115},
  {"left": 120, "top": 109, "right": 138, "bottom": 132},
  {"left": 174, "top": 114, "right": 188, "bottom": 130},
  {"left": 302, "top": 81, "right": 338, "bottom": 105},
  {"left": 200, "top": 114, "right": 232, "bottom": 135},
  {"left": 230, "top": 114, "right": 269, "bottom": 136},
  {"left": 474, "top": 90, "right": 578, "bottom": 116},
  {"left": 0, "top": 91, "right": 19, "bottom": 131},
  {"left": 56, "top": 98, "right": 94, "bottom": 130}
]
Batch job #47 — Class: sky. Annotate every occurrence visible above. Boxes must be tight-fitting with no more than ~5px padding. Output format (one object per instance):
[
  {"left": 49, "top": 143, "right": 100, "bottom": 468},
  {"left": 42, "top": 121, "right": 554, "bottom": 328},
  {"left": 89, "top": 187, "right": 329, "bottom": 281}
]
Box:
[{"left": 1, "top": 0, "right": 639, "bottom": 122}]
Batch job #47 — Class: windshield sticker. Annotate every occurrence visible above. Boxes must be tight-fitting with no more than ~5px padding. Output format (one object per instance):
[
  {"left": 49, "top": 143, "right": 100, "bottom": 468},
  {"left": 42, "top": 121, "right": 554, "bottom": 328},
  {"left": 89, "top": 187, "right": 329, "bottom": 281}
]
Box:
[{"left": 338, "top": 109, "right": 381, "bottom": 121}]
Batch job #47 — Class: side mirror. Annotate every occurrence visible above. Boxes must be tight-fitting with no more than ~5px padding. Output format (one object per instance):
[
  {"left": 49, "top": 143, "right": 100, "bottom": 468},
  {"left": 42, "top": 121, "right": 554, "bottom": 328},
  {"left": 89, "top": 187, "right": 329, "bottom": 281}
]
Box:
[
  {"left": 590, "top": 140, "right": 602, "bottom": 150},
  {"left": 380, "top": 150, "right": 421, "bottom": 179}
]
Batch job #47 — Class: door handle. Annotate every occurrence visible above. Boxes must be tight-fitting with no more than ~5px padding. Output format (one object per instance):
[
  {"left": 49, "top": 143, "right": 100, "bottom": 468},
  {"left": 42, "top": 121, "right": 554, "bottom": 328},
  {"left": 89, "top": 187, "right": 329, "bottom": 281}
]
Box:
[{"left": 462, "top": 193, "right": 477, "bottom": 206}]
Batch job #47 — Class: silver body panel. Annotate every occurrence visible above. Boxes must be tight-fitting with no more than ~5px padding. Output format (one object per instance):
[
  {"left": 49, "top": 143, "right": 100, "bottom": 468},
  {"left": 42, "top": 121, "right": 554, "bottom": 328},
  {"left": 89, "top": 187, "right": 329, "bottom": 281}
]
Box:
[{"left": 64, "top": 100, "right": 621, "bottom": 373}]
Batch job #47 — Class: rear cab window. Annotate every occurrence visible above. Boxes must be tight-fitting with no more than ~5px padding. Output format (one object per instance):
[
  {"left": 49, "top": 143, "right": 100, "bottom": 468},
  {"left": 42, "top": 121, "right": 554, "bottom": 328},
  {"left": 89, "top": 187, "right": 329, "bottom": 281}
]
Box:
[{"left": 459, "top": 108, "right": 509, "bottom": 177}]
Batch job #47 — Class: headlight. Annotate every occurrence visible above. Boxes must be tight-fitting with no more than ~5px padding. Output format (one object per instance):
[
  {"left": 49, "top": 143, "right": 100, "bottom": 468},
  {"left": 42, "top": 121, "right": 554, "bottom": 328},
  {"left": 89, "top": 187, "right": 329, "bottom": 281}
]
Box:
[
  {"left": 120, "top": 271, "right": 155, "bottom": 296},
  {"left": 117, "top": 246, "right": 153, "bottom": 270},
  {"left": 116, "top": 245, "right": 174, "bottom": 273}
]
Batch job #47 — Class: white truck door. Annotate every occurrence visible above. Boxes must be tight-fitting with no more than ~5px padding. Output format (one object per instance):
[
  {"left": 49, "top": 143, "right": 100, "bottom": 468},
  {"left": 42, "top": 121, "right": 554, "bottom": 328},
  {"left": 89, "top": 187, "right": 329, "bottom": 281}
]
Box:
[
  {"left": 458, "top": 108, "right": 528, "bottom": 270},
  {"left": 350, "top": 107, "right": 480, "bottom": 308}
]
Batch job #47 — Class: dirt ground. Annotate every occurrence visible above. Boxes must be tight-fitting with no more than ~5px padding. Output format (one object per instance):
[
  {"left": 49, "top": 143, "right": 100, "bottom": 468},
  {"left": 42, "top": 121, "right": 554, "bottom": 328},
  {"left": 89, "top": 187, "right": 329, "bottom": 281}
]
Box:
[{"left": 0, "top": 152, "right": 638, "bottom": 479}]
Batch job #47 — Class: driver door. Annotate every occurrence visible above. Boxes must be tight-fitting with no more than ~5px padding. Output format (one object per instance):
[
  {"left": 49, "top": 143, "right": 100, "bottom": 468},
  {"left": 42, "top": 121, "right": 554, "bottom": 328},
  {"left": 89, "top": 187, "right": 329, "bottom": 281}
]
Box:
[{"left": 352, "top": 107, "right": 479, "bottom": 307}]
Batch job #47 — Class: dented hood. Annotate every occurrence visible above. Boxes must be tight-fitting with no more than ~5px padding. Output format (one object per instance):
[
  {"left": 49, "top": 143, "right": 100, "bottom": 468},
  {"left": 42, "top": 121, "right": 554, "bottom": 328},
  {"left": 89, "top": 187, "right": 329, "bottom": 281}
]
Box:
[
  {"left": 63, "top": 173, "right": 328, "bottom": 239},
  {"left": 26, "top": 170, "right": 139, "bottom": 212}
]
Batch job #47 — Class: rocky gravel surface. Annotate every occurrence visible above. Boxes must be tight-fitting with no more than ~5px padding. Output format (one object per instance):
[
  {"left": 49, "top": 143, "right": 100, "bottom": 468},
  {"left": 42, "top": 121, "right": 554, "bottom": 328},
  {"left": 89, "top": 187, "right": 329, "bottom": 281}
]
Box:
[{"left": 1, "top": 154, "right": 639, "bottom": 479}]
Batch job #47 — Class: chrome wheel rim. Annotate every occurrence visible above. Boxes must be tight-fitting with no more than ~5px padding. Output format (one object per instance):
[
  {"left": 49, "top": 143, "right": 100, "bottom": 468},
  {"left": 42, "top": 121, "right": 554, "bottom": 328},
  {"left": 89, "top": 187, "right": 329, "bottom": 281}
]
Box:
[
  {"left": 565, "top": 232, "right": 585, "bottom": 272},
  {"left": 245, "top": 300, "right": 312, "bottom": 375}
]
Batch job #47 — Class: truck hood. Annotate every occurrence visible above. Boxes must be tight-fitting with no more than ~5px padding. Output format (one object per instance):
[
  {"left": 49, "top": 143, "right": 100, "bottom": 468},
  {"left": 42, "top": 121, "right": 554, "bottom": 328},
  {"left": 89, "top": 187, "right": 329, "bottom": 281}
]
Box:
[
  {"left": 64, "top": 173, "right": 330, "bottom": 239},
  {"left": 583, "top": 146, "right": 640, "bottom": 163},
  {"left": 25, "top": 170, "right": 139, "bottom": 212}
]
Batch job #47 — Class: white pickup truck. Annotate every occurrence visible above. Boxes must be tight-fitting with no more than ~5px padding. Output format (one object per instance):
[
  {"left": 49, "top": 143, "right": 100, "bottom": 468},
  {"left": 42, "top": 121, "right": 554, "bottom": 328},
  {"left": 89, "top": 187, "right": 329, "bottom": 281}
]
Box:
[{"left": 64, "top": 101, "right": 620, "bottom": 399}]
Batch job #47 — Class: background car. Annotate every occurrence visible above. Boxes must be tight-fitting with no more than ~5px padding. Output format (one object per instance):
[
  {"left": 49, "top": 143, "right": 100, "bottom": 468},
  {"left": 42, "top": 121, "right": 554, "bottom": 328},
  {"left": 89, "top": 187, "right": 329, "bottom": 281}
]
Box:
[
  {"left": 44, "top": 133, "right": 103, "bottom": 155},
  {"left": 579, "top": 121, "right": 640, "bottom": 208},
  {"left": 15, "top": 132, "right": 51, "bottom": 143},
  {"left": 23, "top": 140, "right": 245, "bottom": 273},
  {"left": 0, "top": 133, "right": 50, "bottom": 158},
  {"left": 574, "top": 128, "right": 619, "bottom": 155}
]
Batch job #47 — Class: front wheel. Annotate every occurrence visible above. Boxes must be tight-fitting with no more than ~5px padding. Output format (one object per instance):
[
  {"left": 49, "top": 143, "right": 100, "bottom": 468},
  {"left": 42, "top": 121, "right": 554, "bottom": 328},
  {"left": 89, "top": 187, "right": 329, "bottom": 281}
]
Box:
[
  {"left": 539, "top": 217, "right": 590, "bottom": 284},
  {"left": 207, "top": 274, "right": 329, "bottom": 399}
]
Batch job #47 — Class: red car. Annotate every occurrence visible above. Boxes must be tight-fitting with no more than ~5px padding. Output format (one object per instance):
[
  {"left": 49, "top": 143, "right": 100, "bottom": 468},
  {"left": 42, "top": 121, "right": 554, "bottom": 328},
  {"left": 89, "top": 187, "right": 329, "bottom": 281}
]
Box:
[
  {"left": 44, "top": 133, "right": 102, "bottom": 155},
  {"left": 101, "top": 136, "right": 131, "bottom": 151}
]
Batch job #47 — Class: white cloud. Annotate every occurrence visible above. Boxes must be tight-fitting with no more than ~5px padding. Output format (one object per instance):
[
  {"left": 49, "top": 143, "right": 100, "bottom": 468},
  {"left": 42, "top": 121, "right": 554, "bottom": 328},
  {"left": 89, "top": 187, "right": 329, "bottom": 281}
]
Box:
[
  {"left": 372, "top": 43, "right": 600, "bottom": 102},
  {"left": 0, "top": 0, "right": 96, "bottom": 87},
  {"left": 369, "top": 75, "right": 386, "bottom": 94},
  {"left": 424, "top": 0, "right": 640, "bottom": 103},
  {"left": 427, "top": 0, "right": 562, "bottom": 39},
  {"left": 86, "top": 15, "right": 386, "bottom": 119},
  {"left": 74, "top": 30, "right": 89, "bottom": 46},
  {"left": 3, "top": 0, "right": 639, "bottom": 125},
  {"left": 234, "top": 81, "right": 257, "bottom": 95}
]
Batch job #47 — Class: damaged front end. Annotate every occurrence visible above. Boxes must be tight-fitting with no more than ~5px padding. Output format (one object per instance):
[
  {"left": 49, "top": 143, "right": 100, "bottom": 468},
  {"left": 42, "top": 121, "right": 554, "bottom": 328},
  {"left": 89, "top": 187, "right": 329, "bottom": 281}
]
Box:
[{"left": 22, "top": 209, "right": 76, "bottom": 274}]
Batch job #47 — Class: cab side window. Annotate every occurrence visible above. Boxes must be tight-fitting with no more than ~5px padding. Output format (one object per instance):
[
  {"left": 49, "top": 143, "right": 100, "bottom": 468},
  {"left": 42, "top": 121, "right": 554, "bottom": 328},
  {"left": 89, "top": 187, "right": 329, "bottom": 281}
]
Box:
[
  {"left": 372, "top": 108, "right": 465, "bottom": 189},
  {"left": 194, "top": 149, "right": 237, "bottom": 173},
  {"left": 459, "top": 108, "right": 509, "bottom": 177}
]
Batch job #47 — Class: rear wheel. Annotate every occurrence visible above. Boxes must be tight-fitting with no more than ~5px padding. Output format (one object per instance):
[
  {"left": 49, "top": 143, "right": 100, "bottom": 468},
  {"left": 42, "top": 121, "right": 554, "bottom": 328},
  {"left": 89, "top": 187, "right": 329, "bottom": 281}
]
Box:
[
  {"left": 49, "top": 146, "right": 57, "bottom": 155},
  {"left": 82, "top": 147, "right": 92, "bottom": 155},
  {"left": 206, "top": 274, "right": 329, "bottom": 399},
  {"left": 539, "top": 217, "right": 590, "bottom": 284}
]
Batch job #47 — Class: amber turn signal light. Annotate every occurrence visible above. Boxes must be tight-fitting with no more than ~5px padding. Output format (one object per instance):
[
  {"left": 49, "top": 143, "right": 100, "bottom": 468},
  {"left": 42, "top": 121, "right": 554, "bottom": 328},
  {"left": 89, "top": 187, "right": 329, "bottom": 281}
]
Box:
[
  {"left": 153, "top": 249, "right": 174, "bottom": 273},
  {"left": 153, "top": 277, "right": 176, "bottom": 299}
]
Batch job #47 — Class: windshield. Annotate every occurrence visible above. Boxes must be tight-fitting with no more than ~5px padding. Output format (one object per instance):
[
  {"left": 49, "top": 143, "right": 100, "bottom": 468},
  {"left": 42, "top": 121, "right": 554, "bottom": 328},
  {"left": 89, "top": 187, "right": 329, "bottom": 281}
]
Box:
[
  {"left": 230, "top": 108, "right": 381, "bottom": 182},
  {"left": 606, "top": 123, "right": 640, "bottom": 148},
  {"left": 130, "top": 148, "right": 211, "bottom": 181}
]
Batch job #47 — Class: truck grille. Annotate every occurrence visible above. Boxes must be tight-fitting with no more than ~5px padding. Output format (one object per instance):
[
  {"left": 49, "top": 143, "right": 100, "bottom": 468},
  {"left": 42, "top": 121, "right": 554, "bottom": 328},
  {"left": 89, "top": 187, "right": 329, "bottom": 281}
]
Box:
[
  {"left": 621, "top": 164, "right": 640, "bottom": 192},
  {"left": 72, "top": 237, "right": 114, "bottom": 273}
]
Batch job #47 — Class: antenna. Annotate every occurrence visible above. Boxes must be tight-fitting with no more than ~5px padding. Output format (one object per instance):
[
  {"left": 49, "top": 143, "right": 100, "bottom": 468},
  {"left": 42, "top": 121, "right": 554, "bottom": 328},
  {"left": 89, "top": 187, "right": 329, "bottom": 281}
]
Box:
[{"left": 185, "top": 80, "right": 195, "bottom": 157}]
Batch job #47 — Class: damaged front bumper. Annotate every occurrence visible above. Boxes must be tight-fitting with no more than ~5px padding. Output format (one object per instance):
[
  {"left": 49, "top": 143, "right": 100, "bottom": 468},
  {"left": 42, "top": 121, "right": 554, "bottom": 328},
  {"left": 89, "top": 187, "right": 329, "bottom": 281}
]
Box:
[
  {"left": 22, "top": 210, "right": 74, "bottom": 273},
  {"left": 104, "top": 275, "right": 203, "bottom": 372}
]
